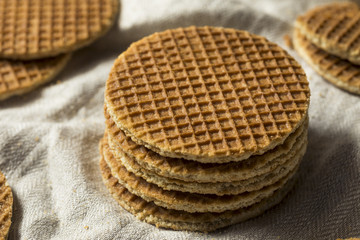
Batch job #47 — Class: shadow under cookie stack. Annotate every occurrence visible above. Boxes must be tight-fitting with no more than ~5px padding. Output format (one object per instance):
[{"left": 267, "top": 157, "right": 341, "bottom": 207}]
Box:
[{"left": 100, "top": 26, "right": 310, "bottom": 232}]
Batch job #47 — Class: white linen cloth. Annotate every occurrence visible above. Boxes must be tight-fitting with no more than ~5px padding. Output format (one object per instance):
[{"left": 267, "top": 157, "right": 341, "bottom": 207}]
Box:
[{"left": 0, "top": 0, "right": 359, "bottom": 239}]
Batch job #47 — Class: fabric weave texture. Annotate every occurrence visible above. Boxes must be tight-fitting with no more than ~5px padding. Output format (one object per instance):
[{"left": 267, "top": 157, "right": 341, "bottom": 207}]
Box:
[{"left": 0, "top": 0, "right": 359, "bottom": 239}]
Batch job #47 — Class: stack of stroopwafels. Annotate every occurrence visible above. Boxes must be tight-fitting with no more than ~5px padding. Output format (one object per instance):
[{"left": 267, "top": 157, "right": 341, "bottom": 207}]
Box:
[
  {"left": 100, "top": 26, "right": 310, "bottom": 232},
  {"left": 294, "top": 2, "right": 360, "bottom": 95},
  {"left": 0, "top": 0, "right": 119, "bottom": 101}
]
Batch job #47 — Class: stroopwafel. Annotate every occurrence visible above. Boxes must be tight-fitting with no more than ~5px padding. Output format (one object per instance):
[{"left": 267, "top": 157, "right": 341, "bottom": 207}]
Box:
[
  {"left": 0, "top": 170, "right": 12, "bottom": 240},
  {"left": 293, "top": 29, "right": 360, "bottom": 95},
  {"left": 105, "top": 26, "right": 310, "bottom": 163},
  {"left": 0, "top": 0, "right": 119, "bottom": 60},
  {"left": 105, "top": 105, "right": 308, "bottom": 183},
  {"left": 101, "top": 137, "right": 301, "bottom": 213},
  {"left": 0, "top": 54, "right": 71, "bottom": 101},
  {"left": 100, "top": 153, "right": 297, "bottom": 232},
  {"left": 295, "top": 2, "right": 360, "bottom": 64},
  {"left": 107, "top": 132, "right": 306, "bottom": 196},
  {"left": 100, "top": 26, "right": 310, "bottom": 231}
]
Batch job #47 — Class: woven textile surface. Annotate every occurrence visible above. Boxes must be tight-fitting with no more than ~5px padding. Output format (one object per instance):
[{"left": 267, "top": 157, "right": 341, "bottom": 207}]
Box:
[{"left": 0, "top": 0, "right": 359, "bottom": 239}]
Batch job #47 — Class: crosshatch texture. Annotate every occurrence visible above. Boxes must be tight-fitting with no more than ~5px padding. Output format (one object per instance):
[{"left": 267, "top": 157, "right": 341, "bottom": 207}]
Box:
[
  {"left": 293, "top": 29, "right": 360, "bottom": 95},
  {"left": 296, "top": 2, "right": 360, "bottom": 64},
  {"left": 105, "top": 26, "right": 310, "bottom": 163},
  {"left": 1, "top": 0, "right": 359, "bottom": 239},
  {"left": 101, "top": 136, "right": 299, "bottom": 213},
  {"left": 0, "top": 54, "right": 71, "bottom": 100},
  {"left": 105, "top": 105, "right": 308, "bottom": 183},
  {"left": 99, "top": 149, "right": 298, "bottom": 232},
  {"left": 0, "top": 0, "right": 118, "bottom": 59},
  {"left": 0, "top": 171, "right": 12, "bottom": 240},
  {"left": 106, "top": 129, "right": 307, "bottom": 195}
]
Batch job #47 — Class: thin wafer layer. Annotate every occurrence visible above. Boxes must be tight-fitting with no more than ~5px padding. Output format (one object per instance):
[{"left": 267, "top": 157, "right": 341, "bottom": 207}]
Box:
[
  {"left": 105, "top": 26, "right": 310, "bottom": 163},
  {"left": 101, "top": 137, "right": 298, "bottom": 213},
  {"left": 0, "top": 54, "right": 71, "bottom": 100},
  {"left": 293, "top": 29, "right": 360, "bottom": 95},
  {"left": 295, "top": 2, "right": 360, "bottom": 64},
  {"left": 106, "top": 132, "right": 306, "bottom": 195},
  {"left": 0, "top": 0, "right": 118, "bottom": 60},
  {"left": 0, "top": 171, "right": 13, "bottom": 240},
  {"left": 106, "top": 106, "right": 308, "bottom": 183},
  {"left": 100, "top": 155, "right": 297, "bottom": 232}
]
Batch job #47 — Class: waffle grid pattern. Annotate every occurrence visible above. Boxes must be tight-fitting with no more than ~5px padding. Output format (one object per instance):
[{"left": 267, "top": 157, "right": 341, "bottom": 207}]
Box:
[
  {"left": 0, "top": 171, "right": 12, "bottom": 239},
  {"left": 100, "top": 154, "right": 297, "bottom": 232},
  {"left": 0, "top": 54, "right": 69, "bottom": 95},
  {"left": 298, "top": 31, "right": 360, "bottom": 87},
  {"left": 0, "top": 0, "right": 116, "bottom": 59},
  {"left": 299, "top": 2, "right": 360, "bottom": 59},
  {"left": 105, "top": 106, "right": 308, "bottom": 182},
  {"left": 106, "top": 26, "right": 309, "bottom": 160},
  {"left": 106, "top": 129, "right": 306, "bottom": 195},
  {"left": 102, "top": 136, "right": 296, "bottom": 213}
]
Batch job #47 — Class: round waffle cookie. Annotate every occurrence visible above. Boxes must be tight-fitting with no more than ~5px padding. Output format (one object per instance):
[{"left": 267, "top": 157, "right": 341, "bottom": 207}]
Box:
[
  {"left": 0, "top": 54, "right": 71, "bottom": 101},
  {"left": 293, "top": 29, "right": 360, "bottom": 95},
  {"left": 105, "top": 26, "right": 310, "bottom": 163},
  {"left": 0, "top": 0, "right": 119, "bottom": 60},
  {"left": 105, "top": 105, "right": 308, "bottom": 183},
  {"left": 0, "top": 170, "right": 13, "bottom": 239},
  {"left": 295, "top": 2, "right": 360, "bottom": 65},
  {"left": 106, "top": 132, "right": 307, "bottom": 195},
  {"left": 100, "top": 137, "right": 299, "bottom": 213},
  {"left": 100, "top": 154, "right": 297, "bottom": 232}
]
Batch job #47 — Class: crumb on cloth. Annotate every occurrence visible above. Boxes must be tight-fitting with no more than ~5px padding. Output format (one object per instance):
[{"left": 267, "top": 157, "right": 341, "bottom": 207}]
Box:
[{"left": 283, "top": 34, "right": 293, "bottom": 49}]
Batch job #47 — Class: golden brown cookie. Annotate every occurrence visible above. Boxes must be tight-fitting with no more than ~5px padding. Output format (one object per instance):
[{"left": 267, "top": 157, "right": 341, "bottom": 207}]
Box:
[
  {"left": 100, "top": 153, "right": 297, "bottom": 232},
  {"left": 105, "top": 106, "right": 308, "bottom": 183},
  {"left": 101, "top": 137, "right": 300, "bottom": 213},
  {"left": 106, "top": 131, "right": 306, "bottom": 195},
  {"left": 0, "top": 170, "right": 13, "bottom": 240},
  {"left": 293, "top": 29, "right": 360, "bottom": 95},
  {"left": 105, "top": 26, "right": 310, "bottom": 163},
  {"left": 0, "top": 54, "right": 71, "bottom": 101},
  {"left": 0, "top": 0, "right": 118, "bottom": 60},
  {"left": 295, "top": 2, "right": 360, "bottom": 64}
]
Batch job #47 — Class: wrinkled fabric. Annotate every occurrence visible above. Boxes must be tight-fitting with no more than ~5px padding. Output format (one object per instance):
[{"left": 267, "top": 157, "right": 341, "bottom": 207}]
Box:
[{"left": 0, "top": 0, "right": 359, "bottom": 239}]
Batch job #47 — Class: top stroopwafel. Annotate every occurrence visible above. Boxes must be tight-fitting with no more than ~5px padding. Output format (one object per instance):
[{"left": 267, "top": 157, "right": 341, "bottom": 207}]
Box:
[
  {"left": 105, "top": 26, "right": 310, "bottom": 163},
  {"left": 0, "top": 0, "right": 119, "bottom": 60},
  {"left": 0, "top": 170, "right": 13, "bottom": 240},
  {"left": 295, "top": 2, "right": 360, "bottom": 64}
]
